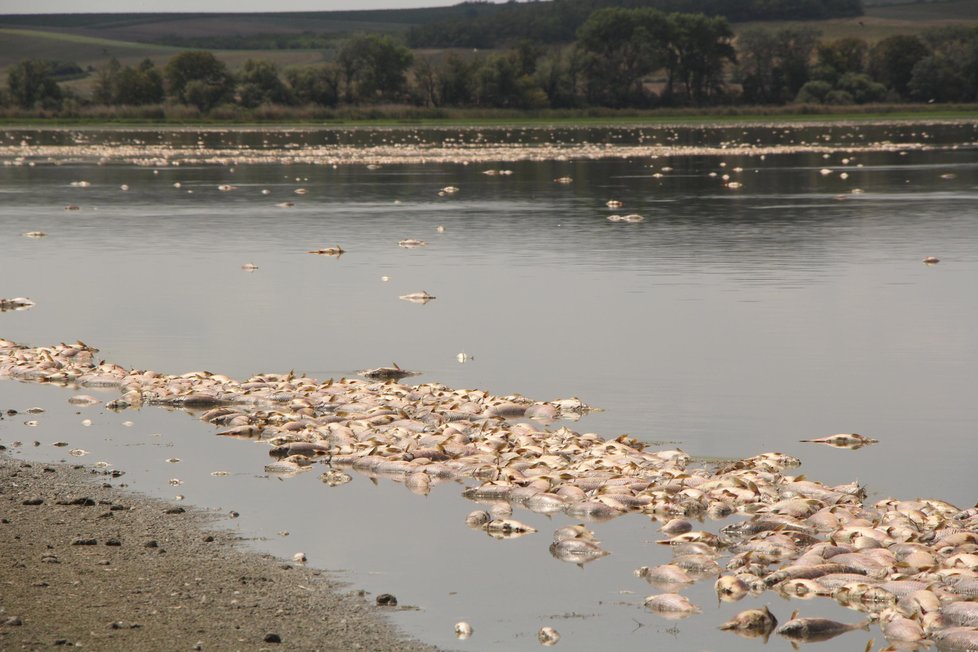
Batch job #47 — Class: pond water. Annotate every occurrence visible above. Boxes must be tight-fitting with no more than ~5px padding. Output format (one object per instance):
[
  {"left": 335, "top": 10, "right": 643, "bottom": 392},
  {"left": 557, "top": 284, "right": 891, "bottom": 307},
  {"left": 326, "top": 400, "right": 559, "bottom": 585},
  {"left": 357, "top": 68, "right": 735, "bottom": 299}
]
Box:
[{"left": 1, "top": 122, "right": 977, "bottom": 651}]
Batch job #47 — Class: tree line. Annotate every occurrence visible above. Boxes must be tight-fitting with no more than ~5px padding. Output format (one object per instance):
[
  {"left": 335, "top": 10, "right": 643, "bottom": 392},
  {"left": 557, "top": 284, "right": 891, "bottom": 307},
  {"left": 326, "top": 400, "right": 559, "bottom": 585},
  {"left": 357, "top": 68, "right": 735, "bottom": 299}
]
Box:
[
  {"left": 407, "top": 0, "right": 861, "bottom": 48},
  {"left": 4, "top": 13, "right": 978, "bottom": 116}
]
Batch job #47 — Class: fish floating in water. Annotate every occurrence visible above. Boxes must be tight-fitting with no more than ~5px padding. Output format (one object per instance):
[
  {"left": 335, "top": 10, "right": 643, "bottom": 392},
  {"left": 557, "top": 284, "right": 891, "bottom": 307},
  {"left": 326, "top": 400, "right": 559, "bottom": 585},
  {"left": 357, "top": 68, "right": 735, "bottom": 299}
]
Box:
[
  {"left": 399, "top": 291, "right": 435, "bottom": 304},
  {"left": 358, "top": 363, "right": 420, "bottom": 381},
  {"left": 719, "top": 606, "right": 778, "bottom": 641},
  {"left": 923, "top": 256, "right": 940, "bottom": 265},
  {"left": 307, "top": 245, "right": 344, "bottom": 256},
  {"left": 0, "top": 297, "right": 35, "bottom": 312},
  {"left": 800, "top": 433, "right": 878, "bottom": 449},
  {"left": 398, "top": 239, "right": 427, "bottom": 248},
  {"left": 775, "top": 612, "right": 870, "bottom": 642}
]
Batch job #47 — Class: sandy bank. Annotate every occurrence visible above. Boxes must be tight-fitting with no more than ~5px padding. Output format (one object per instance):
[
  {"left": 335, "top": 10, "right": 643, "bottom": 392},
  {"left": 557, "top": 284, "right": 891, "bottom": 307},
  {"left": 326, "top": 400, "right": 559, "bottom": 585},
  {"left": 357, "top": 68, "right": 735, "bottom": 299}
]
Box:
[{"left": 0, "top": 453, "right": 438, "bottom": 652}]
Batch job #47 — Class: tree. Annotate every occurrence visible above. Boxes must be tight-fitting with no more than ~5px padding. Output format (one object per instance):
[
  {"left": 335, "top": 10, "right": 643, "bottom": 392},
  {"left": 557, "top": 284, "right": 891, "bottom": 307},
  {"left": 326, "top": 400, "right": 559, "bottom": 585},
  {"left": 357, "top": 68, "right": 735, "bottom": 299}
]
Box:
[
  {"left": 336, "top": 34, "right": 413, "bottom": 103},
  {"left": 436, "top": 53, "right": 477, "bottom": 106},
  {"left": 285, "top": 64, "right": 340, "bottom": 107},
  {"left": 812, "top": 37, "right": 868, "bottom": 84},
  {"left": 869, "top": 35, "right": 930, "bottom": 99},
  {"left": 164, "top": 51, "right": 234, "bottom": 110},
  {"left": 577, "top": 7, "right": 671, "bottom": 107},
  {"left": 663, "top": 12, "right": 736, "bottom": 104},
  {"left": 237, "top": 60, "right": 292, "bottom": 107},
  {"left": 736, "top": 27, "right": 819, "bottom": 104},
  {"left": 7, "top": 60, "right": 62, "bottom": 109}
]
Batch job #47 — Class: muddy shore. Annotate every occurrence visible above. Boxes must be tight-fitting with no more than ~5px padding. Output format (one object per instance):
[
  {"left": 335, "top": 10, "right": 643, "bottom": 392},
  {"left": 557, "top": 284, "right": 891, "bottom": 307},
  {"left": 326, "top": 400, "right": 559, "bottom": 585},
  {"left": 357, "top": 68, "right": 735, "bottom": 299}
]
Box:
[{"left": 0, "top": 453, "right": 439, "bottom": 651}]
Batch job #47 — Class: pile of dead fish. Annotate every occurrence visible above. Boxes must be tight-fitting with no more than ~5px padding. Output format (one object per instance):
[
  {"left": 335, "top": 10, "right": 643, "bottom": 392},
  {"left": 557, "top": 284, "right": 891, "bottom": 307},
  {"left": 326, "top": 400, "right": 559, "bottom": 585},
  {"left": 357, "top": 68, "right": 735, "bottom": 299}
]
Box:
[{"left": 1, "top": 337, "right": 976, "bottom": 649}]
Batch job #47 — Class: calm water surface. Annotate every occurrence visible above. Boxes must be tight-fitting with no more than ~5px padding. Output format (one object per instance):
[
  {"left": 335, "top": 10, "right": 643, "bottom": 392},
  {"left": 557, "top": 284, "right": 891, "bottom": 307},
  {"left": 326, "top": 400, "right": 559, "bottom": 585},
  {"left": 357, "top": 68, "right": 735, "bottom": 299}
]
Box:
[{"left": 1, "top": 124, "right": 977, "bottom": 651}]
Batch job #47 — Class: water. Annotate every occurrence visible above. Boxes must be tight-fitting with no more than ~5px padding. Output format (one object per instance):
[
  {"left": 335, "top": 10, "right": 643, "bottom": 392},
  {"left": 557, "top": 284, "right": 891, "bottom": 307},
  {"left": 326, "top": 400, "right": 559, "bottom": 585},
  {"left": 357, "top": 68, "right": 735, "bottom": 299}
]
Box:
[{"left": 1, "top": 123, "right": 977, "bottom": 651}]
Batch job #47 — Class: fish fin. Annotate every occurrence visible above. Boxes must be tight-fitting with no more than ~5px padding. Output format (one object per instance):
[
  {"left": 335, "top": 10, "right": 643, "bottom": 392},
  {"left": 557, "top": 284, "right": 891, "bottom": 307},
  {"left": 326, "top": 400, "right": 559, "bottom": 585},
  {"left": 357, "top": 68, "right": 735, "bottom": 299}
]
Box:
[
  {"left": 863, "top": 639, "right": 873, "bottom": 652},
  {"left": 789, "top": 609, "right": 799, "bottom": 621}
]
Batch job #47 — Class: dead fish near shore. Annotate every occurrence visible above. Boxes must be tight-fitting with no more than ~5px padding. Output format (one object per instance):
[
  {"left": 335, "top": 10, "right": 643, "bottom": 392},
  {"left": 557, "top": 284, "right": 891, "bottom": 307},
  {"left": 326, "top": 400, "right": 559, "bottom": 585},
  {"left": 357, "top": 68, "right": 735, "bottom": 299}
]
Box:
[
  {"left": 0, "top": 297, "right": 35, "bottom": 312},
  {"left": 241, "top": 263, "right": 259, "bottom": 271},
  {"left": 22, "top": 231, "right": 46, "bottom": 238},
  {"left": 550, "top": 538, "right": 610, "bottom": 565},
  {"left": 538, "top": 627, "right": 560, "bottom": 646},
  {"left": 399, "top": 291, "right": 435, "bottom": 304},
  {"left": 484, "top": 518, "right": 537, "bottom": 539},
  {"left": 923, "top": 256, "right": 940, "bottom": 265},
  {"left": 720, "top": 606, "right": 778, "bottom": 641},
  {"left": 800, "top": 433, "right": 878, "bottom": 450},
  {"left": 358, "top": 363, "right": 420, "bottom": 381},
  {"left": 776, "top": 613, "right": 870, "bottom": 642},
  {"left": 398, "top": 239, "right": 427, "bottom": 248},
  {"left": 307, "top": 245, "right": 344, "bottom": 256}
]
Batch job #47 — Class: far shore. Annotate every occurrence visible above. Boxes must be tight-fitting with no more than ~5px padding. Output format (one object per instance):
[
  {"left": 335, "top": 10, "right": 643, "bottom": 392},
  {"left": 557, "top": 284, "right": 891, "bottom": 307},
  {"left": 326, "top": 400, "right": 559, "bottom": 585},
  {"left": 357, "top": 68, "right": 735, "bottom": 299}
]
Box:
[{"left": 1, "top": 103, "right": 977, "bottom": 129}]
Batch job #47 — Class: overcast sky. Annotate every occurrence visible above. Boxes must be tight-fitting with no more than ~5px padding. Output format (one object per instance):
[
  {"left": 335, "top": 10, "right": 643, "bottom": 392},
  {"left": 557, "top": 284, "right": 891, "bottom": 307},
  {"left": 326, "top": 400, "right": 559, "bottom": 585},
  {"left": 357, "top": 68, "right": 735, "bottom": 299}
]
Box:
[{"left": 0, "top": 0, "right": 463, "bottom": 13}]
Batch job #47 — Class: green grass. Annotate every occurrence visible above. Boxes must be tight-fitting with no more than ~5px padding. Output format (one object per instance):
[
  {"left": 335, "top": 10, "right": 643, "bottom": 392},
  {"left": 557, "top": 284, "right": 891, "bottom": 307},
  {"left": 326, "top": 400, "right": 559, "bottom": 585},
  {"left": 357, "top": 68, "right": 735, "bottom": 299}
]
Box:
[{"left": 2, "top": 103, "right": 976, "bottom": 128}]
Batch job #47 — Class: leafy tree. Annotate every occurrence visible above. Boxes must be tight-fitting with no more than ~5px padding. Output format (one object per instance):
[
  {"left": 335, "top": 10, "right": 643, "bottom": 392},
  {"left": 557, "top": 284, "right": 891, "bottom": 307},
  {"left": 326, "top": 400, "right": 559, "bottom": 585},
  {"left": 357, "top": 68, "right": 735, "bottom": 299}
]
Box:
[
  {"left": 237, "top": 60, "right": 292, "bottom": 107},
  {"left": 117, "top": 60, "right": 164, "bottom": 105},
  {"left": 436, "top": 53, "right": 478, "bottom": 106},
  {"left": 337, "top": 34, "right": 413, "bottom": 103},
  {"left": 164, "top": 51, "right": 234, "bottom": 110},
  {"left": 794, "top": 79, "right": 832, "bottom": 103},
  {"left": 836, "top": 72, "right": 886, "bottom": 103},
  {"left": 869, "top": 35, "right": 930, "bottom": 99},
  {"left": 736, "top": 27, "right": 819, "bottom": 104},
  {"left": 285, "top": 64, "right": 340, "bottom": 107},
  {"left": 577, "top": 7, "right": 671, "bottom": 107},
  {"left": 907, "top": 27, "right": 978, "bottom": 103},
  {"left": 535, "top": 47, "right": 585, "bottom": 108},
  {"left": 7, "top": 60, "right": 63, "bottom": 109},
  {"left": 812, "top": 37, "right": 868, "bottom": 84},
  {"left": 663, "top": 12, "right": 735, "bottom": 104}
]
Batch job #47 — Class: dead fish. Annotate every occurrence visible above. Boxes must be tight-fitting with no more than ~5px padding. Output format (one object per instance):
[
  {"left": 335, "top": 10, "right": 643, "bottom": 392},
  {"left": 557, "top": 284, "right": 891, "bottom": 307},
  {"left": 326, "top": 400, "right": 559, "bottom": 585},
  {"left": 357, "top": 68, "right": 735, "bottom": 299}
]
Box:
[
  {"left": 68, "top": 394, "right": 101, "bottom": 407},
  {"left": 538, "top": 626, "right": 560, "bottom": 646},
  {"left": 720, "top": 605, "right": 778, "bottom": 637},
  {"left": 0, "top": 297, "right": 35, "bottom": 311},
  {"left": 307, "top": 245, "right": 344, "bottom": 256},
  {"left": 241, "top": 263, "right": 259, "bottom": 271},
  {"left": 320, "top": 469, "right": 352, "bottom": 487},
  {"left": 635, "top": 564, "right": 694, "bottom": 586},
  {"left": 799, "top": 433, "right": 878, "bottom": 449},
  {"left": 553, "top": 177, "right": 573, "bottom": 184},
  {"left": 398, "top": 239, "right": 427, "bottom": 248},
  {"left": 549, "top": 538, "right": 609, "bottom": 565},
  {"left": 715, "top": 575, "right": 750, "bottom": 601},
  {"left": 454, "top": 621, "right": 473, "bottom": 640},
  {"left": 552, "top": 524, "right": 597, "bottom": 544},
  {"left": 399, "top": 291, "right": 435, "bottom": 304},
  {"left": 466, "top": 510, "right": 491, "bottom": 528},
  {"left": 358, "top": 363, "right": 420, "bottom": 381},
  {"left": 776, "top": 613, "right": 870, "bottom": 642},
  {"left": 931, "top": 626, "right": 978, "bottom": 649},
  {"left": 484, "top": 518, "right": 537, "bottom": 539},
  {"left": 22, "top": 231, "right": 46, "bottom": 238},
  {"left": 923, "top": 256, "right": 940, "bottom": 265},
  {"left": 643, "top": 593, "right": 701, "bottom": 619}
]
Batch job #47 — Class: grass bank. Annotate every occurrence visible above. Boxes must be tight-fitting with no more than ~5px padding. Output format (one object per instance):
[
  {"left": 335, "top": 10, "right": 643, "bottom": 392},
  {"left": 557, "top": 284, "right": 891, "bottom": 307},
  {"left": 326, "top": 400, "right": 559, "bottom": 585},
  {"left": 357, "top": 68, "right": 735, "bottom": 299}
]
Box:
[{"left": 1, "top": 102, "right": 977, "bottom": 128}]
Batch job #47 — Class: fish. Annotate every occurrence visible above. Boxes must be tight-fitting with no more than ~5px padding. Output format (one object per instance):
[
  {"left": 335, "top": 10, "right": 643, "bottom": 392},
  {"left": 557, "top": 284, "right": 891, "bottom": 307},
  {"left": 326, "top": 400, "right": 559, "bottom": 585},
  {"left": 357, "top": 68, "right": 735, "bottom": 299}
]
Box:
[
  {"left": 643, "top": 593, "right": 701, "bottom": 619},
  {"left": 398, "top": 239, "right": 427, "bottom": 248},
  {"left": 776, "top": 613, "right": 870, "bottom": 642},
  {"left": 399, "top": 291, "right": 435, "bottom": 304},
  {"left": 799, "top": 433, "right": 878, "bottom": 449},
  {"left": 358, "top": 363, "right": 420, "bottom": 381},
  {"left": 550, "top": 538, "right": 610, "bottom": 565},
  {"left": 720, "top": 605, "right": 778, "bottom": 641},
  {"left": 307, "top": 245, "right": 344, "bottom": 256}
]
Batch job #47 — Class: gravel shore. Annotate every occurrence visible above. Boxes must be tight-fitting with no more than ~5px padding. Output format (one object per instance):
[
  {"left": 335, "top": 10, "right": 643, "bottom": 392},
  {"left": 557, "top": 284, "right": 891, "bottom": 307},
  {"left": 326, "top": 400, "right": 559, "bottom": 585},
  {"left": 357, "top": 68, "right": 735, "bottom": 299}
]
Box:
[{"left": 0, "top": 454, "right": 439, "bottom": 651}]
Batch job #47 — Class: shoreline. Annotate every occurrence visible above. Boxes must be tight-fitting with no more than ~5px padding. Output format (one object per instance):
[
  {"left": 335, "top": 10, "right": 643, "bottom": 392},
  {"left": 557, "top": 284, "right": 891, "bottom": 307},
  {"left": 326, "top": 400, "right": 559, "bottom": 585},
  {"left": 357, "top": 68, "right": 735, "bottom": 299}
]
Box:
[{"left": 0, "top": 452, "right": 439, "bottom": 652}]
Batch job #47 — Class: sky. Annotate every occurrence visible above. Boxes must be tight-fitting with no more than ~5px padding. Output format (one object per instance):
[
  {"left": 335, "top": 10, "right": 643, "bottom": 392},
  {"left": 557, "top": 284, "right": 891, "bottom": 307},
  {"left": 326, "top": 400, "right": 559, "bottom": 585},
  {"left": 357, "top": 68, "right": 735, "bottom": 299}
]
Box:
[{"left": 0, "top": 0, "right": 462, "bottom": 12}]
